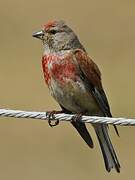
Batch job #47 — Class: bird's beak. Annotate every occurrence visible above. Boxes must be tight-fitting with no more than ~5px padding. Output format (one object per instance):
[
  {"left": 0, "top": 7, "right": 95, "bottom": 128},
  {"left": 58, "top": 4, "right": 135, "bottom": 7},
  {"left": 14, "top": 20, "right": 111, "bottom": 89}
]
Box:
[{"left": 32, "top": 30, "right": 44, "bottom": 40}]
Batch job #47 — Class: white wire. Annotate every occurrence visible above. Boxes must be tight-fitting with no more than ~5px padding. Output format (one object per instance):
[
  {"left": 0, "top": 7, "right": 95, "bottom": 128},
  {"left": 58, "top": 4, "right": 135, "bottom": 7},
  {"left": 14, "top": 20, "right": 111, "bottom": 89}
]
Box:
[{"left": 0, "top": 108, "right": 134, "bottom": 126}]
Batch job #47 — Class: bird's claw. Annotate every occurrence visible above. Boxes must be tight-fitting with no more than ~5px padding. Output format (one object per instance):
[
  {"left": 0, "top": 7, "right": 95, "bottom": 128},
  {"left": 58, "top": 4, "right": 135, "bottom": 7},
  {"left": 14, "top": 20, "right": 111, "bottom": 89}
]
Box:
[
  {"left": 71, "top": 113, "right": 83, "bottom": 123},
  {"left": 46, "top": 111, "right": 60, "bottom": 127}
]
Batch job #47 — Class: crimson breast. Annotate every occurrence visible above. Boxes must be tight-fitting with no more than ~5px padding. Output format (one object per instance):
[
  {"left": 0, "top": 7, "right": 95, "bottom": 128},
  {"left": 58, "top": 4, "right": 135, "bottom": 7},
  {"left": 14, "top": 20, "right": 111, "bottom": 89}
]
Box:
[{"left": 42, "top": 53, "right": 78, "bottom": 86}]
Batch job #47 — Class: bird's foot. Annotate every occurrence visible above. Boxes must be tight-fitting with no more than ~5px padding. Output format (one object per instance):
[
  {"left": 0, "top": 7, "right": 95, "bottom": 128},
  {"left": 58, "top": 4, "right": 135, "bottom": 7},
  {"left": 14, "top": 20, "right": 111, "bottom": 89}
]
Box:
[
  {"left": 71, "top": 113, "right": 83, "bottom": 123},
  {"left": 46, "top": 110, "right": 61, "bottom": 127}
]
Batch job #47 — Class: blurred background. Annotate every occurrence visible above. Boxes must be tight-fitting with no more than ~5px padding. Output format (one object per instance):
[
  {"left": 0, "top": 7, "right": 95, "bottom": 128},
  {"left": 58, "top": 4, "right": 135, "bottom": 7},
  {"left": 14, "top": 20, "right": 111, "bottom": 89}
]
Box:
[{"left": 0, "top": 0, "right": 134, "bottom": 179}]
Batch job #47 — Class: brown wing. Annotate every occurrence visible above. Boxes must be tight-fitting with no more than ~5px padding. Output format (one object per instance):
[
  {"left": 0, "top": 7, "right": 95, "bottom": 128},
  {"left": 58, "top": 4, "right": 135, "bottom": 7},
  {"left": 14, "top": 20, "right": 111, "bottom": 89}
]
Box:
[
  {"left": 75, "top": 49, "right": 102, "bottom": 89},
  {"left": 74, "top": 49, "right": 119, "bottom": 135}
]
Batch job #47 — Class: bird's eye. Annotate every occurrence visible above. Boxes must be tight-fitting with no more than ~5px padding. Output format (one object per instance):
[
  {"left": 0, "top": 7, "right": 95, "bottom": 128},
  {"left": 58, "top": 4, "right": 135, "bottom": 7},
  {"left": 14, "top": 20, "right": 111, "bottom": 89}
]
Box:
[{"left": 49, "top": 29, "right": 57, "bottom": 34}]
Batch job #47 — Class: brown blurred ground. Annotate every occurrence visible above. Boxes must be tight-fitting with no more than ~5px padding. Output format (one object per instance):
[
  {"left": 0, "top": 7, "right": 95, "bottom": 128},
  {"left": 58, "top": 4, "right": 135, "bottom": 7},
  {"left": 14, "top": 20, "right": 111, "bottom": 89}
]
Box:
[{"left": 0, "top": 0, "right": 135, "bottom": 179}]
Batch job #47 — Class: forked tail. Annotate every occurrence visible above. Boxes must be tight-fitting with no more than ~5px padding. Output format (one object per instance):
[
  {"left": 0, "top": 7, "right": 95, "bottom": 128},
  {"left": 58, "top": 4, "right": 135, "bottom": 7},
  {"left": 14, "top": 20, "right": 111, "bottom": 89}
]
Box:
[{"left": 94, "top": 124, "right": 120, "bottom": 172}]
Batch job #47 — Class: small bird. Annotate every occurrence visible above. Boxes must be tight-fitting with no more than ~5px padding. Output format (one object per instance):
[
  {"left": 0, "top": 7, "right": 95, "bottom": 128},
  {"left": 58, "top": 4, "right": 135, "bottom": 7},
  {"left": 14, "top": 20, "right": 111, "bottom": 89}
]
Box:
[{"left": 33, "top": 20, "right": 120, "bottom": 172}]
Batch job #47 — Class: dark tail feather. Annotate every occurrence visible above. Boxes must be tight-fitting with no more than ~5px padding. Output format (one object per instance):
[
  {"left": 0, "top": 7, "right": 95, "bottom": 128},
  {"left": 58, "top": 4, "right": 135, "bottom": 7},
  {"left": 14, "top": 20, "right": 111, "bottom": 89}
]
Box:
[
  {"left": 71, "top": 121, "right": 94, "bottom": 148},
  {"left": 113, "top": 125, "right": 120, "bottom": 137},
  {"left": 94, "top": 124, "right": 120, "bottom": 172}
]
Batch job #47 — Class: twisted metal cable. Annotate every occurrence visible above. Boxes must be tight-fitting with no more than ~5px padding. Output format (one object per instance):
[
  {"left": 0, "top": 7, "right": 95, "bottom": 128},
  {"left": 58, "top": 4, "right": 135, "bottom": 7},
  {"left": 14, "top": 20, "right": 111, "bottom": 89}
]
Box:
[{"left": 0, "top": 108, "right": 134, "bottom": 126}]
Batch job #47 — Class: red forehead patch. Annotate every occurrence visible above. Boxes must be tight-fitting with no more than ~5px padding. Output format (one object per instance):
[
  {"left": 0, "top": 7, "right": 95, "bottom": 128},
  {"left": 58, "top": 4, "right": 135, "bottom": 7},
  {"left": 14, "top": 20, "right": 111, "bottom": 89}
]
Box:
[{"left": 42, "top": 21, "right": 57, "bottom": 31}]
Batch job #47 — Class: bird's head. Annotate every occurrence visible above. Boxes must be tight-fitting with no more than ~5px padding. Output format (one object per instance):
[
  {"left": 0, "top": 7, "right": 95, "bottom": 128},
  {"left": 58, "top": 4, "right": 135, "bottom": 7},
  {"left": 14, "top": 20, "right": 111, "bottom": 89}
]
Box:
[{"left": 33, "top": 20, "right": 84, "bottom": 53}]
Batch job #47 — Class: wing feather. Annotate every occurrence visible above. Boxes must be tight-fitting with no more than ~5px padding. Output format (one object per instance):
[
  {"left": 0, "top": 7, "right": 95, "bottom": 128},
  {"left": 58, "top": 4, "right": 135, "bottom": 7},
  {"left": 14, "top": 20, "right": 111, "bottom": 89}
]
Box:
[{"left": 74, "top": 49, "right": 119, "bottom": 136}]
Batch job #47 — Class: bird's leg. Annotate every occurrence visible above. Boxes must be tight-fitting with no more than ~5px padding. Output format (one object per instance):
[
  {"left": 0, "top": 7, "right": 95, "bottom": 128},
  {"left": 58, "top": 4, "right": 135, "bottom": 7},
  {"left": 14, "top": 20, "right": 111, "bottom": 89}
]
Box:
[
  {"left": 71, "top": 113, "right": 83, "bottom": 123},
  {"left": 46, "top": 110, "right": 63, "bottom": 127}
]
